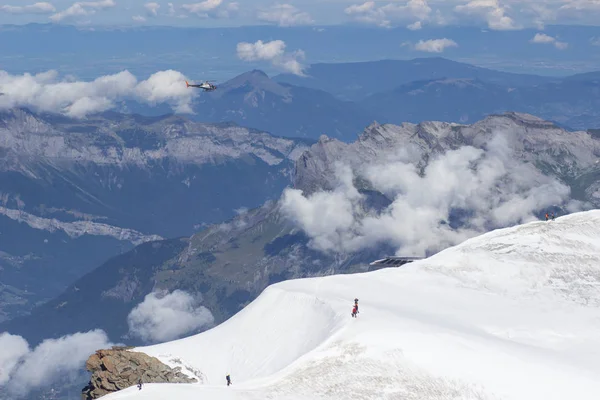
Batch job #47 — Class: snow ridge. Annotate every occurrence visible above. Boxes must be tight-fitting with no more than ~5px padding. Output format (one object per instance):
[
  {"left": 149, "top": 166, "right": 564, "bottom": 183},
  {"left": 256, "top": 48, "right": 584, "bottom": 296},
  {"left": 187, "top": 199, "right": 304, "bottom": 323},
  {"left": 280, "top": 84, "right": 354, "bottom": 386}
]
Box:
[{"left": 103, "top": 210, "right": 600, "bottom": 400}]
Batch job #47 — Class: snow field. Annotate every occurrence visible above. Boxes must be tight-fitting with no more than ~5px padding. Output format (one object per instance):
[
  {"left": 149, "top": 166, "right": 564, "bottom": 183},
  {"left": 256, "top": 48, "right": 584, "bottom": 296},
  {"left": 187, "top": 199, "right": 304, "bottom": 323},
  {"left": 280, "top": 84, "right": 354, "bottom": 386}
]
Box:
[{"left": 104, "top": 210, "right": 600, "bottom": 400}]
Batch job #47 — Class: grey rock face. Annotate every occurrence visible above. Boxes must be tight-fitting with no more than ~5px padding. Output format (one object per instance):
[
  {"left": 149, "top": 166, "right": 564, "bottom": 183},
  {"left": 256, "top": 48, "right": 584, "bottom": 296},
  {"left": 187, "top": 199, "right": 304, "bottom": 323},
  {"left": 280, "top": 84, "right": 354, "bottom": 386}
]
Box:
[
  {"left": 0, "top": 107, "right": 311, "bottom": 323},
  {"left": 294, "top": 112, "right": 600, "bottom": 206},
  {"left": 81, "top": 347, "right": 197, "bottom": 399}
]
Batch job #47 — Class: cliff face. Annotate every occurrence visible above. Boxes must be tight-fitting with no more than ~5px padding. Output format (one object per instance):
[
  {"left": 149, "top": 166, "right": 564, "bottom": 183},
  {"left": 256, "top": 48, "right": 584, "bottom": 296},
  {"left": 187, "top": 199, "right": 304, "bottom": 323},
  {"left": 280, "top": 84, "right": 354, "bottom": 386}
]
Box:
[
  {"left": 293, "top": 112, "right": 600, "bottom": 203},
  {"left": 81, "top": 347, "right": 197, "bottom": 399},
  {"left": 0, "top": 107, "right": 310, "bottom": 324}
]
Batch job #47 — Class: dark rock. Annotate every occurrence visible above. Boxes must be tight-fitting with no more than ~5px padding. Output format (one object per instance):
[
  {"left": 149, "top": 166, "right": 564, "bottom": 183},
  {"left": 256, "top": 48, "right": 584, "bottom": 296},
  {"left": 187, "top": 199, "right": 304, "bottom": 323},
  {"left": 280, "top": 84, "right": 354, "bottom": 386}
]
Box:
[{"left": 81, "top": 348, "right": 197, "bottom": 399}]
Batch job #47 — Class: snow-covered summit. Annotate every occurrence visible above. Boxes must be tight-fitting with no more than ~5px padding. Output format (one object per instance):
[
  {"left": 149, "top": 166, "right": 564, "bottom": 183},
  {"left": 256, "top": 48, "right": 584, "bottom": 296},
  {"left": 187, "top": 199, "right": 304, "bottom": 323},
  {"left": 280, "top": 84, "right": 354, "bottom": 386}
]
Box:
[{"left": 102, "top": 210, "right": 600, "bottom": 400}]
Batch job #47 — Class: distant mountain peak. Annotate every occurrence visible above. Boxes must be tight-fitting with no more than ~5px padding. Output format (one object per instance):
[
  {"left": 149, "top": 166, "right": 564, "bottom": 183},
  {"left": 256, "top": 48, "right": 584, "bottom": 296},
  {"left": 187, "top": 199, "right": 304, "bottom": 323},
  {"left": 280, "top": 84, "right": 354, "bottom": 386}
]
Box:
[
  {"left": 318, "top": 134, "right": 332, "bottom": 143},
  {"left": 483, "top": 111, "right": 558, "bottom": 129},
  {"left": 215, "top": 69, "right": 290, "bottom": 99},
  {"left": 0, "top": 107, "right": 56, "bottom": 135},
  {"left": 249, "top": 69, "right": 268, "bottom": 77},
  {"left": 222, "top": 69, "right": 270, "bottom": 85}
]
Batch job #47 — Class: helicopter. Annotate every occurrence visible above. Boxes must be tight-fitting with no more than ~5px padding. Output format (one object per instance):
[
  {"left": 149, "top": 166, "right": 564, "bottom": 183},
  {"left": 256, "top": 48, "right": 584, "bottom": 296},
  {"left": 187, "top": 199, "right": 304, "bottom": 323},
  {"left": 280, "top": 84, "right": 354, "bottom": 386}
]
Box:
[{"left": 185, "top": 80, "right": 217, "bottom": 91}]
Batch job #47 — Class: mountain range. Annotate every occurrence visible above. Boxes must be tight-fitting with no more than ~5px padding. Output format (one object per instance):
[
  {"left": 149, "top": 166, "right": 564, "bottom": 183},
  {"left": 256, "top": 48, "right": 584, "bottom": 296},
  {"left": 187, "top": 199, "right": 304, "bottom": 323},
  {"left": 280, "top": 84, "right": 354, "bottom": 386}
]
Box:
[
  {"left": 358, "top": 75, "right": 600, "bottom": 129},
  {"left": 3, "top": 111, "right": 599, "bottom": 350},
  {"left": 0, "top": 108, "right": 310, "bottom": 323},
  {"left": 2, "top": 56, "right": 600, "bottom": 328},
  {"left": 118, "top": 58, "right": 600, "bottom": 144},
  {"left": 269, "top": 57, "right": 600, "bottom": 131},
  {"left": 273, "top": 57, "right": 557, "bottom": 101},
  {"left": 2, "top": 56, "right": 600, "bottom": 400}
]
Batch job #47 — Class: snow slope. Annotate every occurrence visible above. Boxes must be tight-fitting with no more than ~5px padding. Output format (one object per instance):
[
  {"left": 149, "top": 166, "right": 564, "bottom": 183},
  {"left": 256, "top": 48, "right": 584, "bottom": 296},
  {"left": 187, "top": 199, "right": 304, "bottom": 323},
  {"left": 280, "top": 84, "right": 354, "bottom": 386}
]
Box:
[{"left": 104, "top": 210, "right": 600, "bottom": 400}]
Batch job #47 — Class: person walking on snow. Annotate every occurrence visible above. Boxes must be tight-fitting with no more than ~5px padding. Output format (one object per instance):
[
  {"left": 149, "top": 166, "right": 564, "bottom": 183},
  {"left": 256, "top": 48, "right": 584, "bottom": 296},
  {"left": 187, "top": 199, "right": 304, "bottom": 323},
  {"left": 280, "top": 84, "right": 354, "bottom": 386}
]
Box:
[
  {"left": 352, "top": 304, "right": 358, "bottom": 318},
  {"left": 226, "top": 374, "right": 232, "bottom": 386}
]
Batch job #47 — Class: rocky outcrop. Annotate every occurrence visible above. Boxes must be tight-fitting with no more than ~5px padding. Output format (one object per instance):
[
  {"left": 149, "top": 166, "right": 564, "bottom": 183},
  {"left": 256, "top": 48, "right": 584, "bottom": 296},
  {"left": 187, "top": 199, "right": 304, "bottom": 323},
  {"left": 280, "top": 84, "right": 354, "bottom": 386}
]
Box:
[
  {"left": 81, "top": 346, "right": 197, "bottom": 399},
  {"left": 293, "top": 112, "right": 600, "bottom": 205}
]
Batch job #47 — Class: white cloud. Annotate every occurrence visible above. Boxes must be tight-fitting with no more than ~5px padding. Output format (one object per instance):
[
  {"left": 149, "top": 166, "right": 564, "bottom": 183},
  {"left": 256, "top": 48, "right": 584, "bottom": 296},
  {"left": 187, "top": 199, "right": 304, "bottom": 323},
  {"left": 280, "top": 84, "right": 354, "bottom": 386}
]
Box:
[
  {"left": 345, "top": 0, "right": 432, "bottom": 28},
  {"left": 591, "top": 37, "right": 600, "bottom": 46},
  {"left": 181, "top": 0, "right": 237, "bottom": 18},
  {"left": 132, "top": 14, "right": 146, "bottom": 21},
  {"left": 407, "top": 21, "right": 422, "bottom": 30},
  {"left": 183, "top": 0, "right": 221, "bottom": 13},
  {"left": 525, "top": 4, "right": 557, "bottom": 30},
  {"left": 127, "top": 290, "right": 215, "bottom": 344},
  {"left": 0, "top": 333, "right": 29, "bottom": 386},
  {"left": 181, "top": 0, "right": 223, "bottom": 15},
  {"left": 144, "top": 1, "right": 160, "bottom": 16},
  {"left": 0, "top": 330, "right": 114, "bottom": 397},
  {"left": 218, "top": 2, "right": 238, "bottom": 18},
  {"left": 553, "top": 1, "right": 600, "bottom": 26},
  {"left": 237, "top": 39, "right": 285, "bottom": 61},
  {"left": 0, "top": 2, "right": 56, "bottom": 14},
  {"left": 531, "top": 32, "right": 555, "bottom": 43},
  {"left": 0, "top": 69, "right": 196, "bottom": 118},
  {"left": 414, "top": 38, "right": 458, "bottom": 53},
  {"left": 257, "top": 4, "right": 314, "bottom": 26},
  {"left": 50, "top": 0, "right": 115, "bottom": 22},
  {"left": 455, "top": 0, "right": 518, "bottom": 30},
  {"left": 559, "top": 0, "right": 600, "bottom": 15},
  {"left": 553, "top": 41, "right": 568, "bottom": 50},
  {"left": 236, "top": 39, "right": 306, "bottom": 76},
  {"left": 530, "top": 33, "right": 568, "bottom": 49},
  {"left": 280, "top": 133, "right": 578, "bottom": 257},
  {"left": 134, "top": 70, "right": 195, "bottom": 112},
  {"left": 165, "top": 1, "right": 188, "bottom": 18}
]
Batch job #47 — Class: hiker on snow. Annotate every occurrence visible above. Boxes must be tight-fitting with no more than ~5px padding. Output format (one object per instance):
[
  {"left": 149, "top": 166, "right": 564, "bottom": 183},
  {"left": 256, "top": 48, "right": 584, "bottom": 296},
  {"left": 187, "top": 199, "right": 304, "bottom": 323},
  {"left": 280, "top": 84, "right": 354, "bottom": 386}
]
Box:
[
  {"left": 352, "top": 304, "right": 358, "bottom": 318},
  {"left": 226, "top": 374, "right": 232, "bottom": 386}
]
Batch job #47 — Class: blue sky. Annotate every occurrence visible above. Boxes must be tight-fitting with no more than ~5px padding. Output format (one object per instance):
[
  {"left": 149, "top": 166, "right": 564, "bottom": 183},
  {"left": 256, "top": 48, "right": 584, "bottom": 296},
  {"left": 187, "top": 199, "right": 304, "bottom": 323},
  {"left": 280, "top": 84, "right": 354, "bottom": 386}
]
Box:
[{"left": 0, "top": 0, "right": 599, "bottom": 28}]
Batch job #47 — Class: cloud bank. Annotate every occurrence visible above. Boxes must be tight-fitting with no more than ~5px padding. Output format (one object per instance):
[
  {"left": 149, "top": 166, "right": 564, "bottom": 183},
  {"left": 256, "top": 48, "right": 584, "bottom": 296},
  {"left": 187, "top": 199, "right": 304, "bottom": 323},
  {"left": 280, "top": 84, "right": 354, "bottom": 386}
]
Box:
[
  {"left": 0, "top": 2, "right": 56, "bottom": 14},
  {"left": 455, "top": 0, "right": 518, "bottom": 30},
  {"left": 530, "top": 33, "right": 568, "bottom": 49},
  {"left": 181, "top": 0, "right": 239, "bottom": 18},
  {"left": 0, "top": 69, "right": 195, "bottom": 118},
  {"left": 50, "top": 0, "right": 115, "bottom": 22},
  {"left": 127, "top": 290, "right": 215, "bottom": 344},
  {"left": 414, "top": 38, "right": 458, "bottom": 52},
  {"left": 0, "top": 330, "right": 113, "bottom": 398},
  {"left": 342, "top": 0, "right": 593, "bottom": 30},
  {"left": 236, "top": 39, "right": 306, "bottom": 76},
  {"left": 145, "top": 2, "right": 160, "bottom": 16},
  {"left": 280, "top": 133, "right": 581, "bottom": 257},
  {"left": 344, "top": 0, "right": 433, "bottom": 29},
  {"left": 257, "top": 4, "right": 314, "bottom": 26}
]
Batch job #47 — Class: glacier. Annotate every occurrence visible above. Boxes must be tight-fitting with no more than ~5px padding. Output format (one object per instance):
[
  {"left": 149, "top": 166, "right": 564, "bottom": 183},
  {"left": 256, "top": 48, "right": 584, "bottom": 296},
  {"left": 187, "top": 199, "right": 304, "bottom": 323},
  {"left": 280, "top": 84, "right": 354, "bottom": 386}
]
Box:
[{"left": 97, "top": 210, "right": 600, "bottom": 400}]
